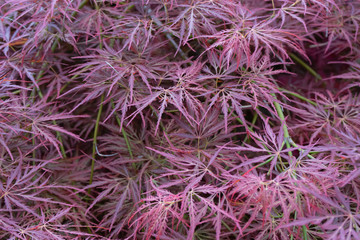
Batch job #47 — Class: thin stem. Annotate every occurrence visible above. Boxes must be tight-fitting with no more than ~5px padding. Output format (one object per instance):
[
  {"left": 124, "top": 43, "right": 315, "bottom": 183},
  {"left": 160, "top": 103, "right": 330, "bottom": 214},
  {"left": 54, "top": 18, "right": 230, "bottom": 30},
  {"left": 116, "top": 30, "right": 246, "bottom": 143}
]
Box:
[
  {"left": 111, "top": 99, "right": 134, "bottom": 160},
  {"left": 144, "top": 6, "right": 187, "bottom": 59},
  {"left": 31, "top": 0, "right": 90, "bottom": 159},
  {"left": 72, "top": 0, "right": 89, "bottom": 18},
  {"left": 88, "top": 94, "right": 104, "bottom": 190},
  {"left": 289, "top": 53, "right": 322, "bottom": 80},
  {"left": 241, "top": 112, "right": 258, "bottom": 145},
  {"left": 276, "top": 83, "right": 310, "bottom": 239},
  {"left": 278, "top": 87, "right": 317, "bottom": 106},
  {"left": 271, "top": 94, "right": 292, "bottom": 157}
]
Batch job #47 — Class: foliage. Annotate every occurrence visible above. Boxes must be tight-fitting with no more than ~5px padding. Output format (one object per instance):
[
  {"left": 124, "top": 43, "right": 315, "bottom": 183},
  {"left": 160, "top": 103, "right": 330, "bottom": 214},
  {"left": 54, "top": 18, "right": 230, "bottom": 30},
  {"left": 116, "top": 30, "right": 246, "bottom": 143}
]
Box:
[{"left": 0, "top": 0, "right": 360, "bottom": 239}]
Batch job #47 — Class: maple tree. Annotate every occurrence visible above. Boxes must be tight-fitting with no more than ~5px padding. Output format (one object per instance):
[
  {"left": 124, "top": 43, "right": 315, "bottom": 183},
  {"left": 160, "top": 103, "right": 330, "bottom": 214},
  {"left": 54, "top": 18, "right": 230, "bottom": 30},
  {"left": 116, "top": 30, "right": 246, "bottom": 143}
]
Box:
[{"left": 1, "top": 0, "right": 360, "bottom": 239}]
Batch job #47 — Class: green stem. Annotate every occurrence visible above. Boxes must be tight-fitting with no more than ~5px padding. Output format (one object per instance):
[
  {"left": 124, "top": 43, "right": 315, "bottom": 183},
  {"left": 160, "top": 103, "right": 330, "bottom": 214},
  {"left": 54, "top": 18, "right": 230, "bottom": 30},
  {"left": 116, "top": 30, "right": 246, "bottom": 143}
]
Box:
[
  {"left": 32, "top": 135, "right": 36, "bottom": 159},
  {"left": 251, "top": 157, "right": 274, "bottom": 172},
  {"left": 276, "top": 85, "right": 309, "bottom": 239},
  {"left": 88, "top": 94, "right": 104, "bottom": 189},
  {"left": 56, "top": 130, "right": 67, "bottom": 157},
  {"left": 111, "top": 100, "right": 134, "bottom": 160},
  {"left": 289, "top": 53, "right": 322, "bottom": 80},
  {"left": 230, "top": 109, "right": 270, "bottom": 153},
  {"left": 30, "top": 0, "right": 90, "bottom": 159},
  {"left": 302, "top": 225, "right": 308, "bottom": 240},
  {"left": 73, "top": 0, "right": 89, "bottom": 18},
  {"left": 145, "top": 6, "right": 186, "bottom": 59},
  {"left": 278, "top": 87, "right": 317, "bottom": 106},
  {"left": 272, "top": 94, "right": 292, "bottom": 157},
  {"left": 242, "top": 112, "right": 258, "bottom": 145}
]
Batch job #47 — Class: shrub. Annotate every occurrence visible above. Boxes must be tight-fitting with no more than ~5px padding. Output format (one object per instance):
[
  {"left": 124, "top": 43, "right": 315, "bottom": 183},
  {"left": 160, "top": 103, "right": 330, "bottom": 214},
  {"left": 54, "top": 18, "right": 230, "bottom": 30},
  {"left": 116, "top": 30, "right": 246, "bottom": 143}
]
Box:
[{"left": 0, "top": 0, "right": 360, "bottom": 239}]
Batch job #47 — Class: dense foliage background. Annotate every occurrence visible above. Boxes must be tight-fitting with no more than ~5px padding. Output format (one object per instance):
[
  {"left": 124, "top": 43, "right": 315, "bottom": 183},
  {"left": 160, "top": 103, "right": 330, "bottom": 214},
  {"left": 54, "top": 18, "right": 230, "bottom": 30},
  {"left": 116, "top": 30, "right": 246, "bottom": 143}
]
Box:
[{"left": 1, "top": 0, "right": 360, "bottom": 239}]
